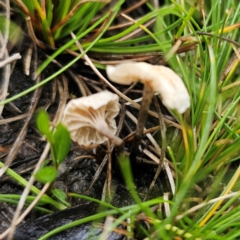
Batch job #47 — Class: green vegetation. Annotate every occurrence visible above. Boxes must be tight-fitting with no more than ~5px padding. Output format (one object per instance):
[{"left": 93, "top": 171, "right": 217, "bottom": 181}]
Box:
[
  {"left": 1, "top": 0, "right": 240, "bottom": 239},
  {"left": 13, "top": 0, "right": 110, "bottom": 47},
  {"left": 36, "top": 109, "right": 71, "bottom": 179}
]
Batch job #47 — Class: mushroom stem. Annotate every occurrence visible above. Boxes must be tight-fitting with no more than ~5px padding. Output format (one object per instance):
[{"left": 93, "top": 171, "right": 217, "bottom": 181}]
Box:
[
  {"left": 130, "top": 82, "right": 154, "bottom": 161},
  {"left": 97, "top": 127, "right": 124, "bottom": 154},
  {"left": 100, "top": 128, "right": 123, "bottom": 146}
]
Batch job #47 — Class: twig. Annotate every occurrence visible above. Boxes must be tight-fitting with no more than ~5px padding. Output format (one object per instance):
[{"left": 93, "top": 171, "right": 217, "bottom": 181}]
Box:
[
  {"left": 26, "top": 16, "right": 46, "bottom": 49},
  {"left": 0, "top": 53, "right": 21, "bottom": 68},
  {"left": 196, "top": 31, "right": 240, "bottom": 47},
  {"left": 23, "top": 45, "right": 33, "bottom": 76},
  {"left": 0, "top": 32, "right": 10, "bottom": 116},
  {"left": 107, "top": 140, "right": 112, "bottom": 198},
  {"left": 0, "top": 112, "right": 29, "bottom": 124},
  {"left": 143, "top": 96, "right": 167, "bottom": 200},
  {"left": 117, "top": 17, "right": 155, "bottom": 42},
  {"left": 129, "top": 83, "right": 154, "bottom": 161}
]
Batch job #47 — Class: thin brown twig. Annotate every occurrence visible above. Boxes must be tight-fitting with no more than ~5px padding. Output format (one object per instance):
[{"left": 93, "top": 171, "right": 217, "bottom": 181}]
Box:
[
  {"left": 44, "top": 78, "right": 57, "bottom": 110},
  {"left": 117, "top": 0, "right": 146, "bottom": 17},
  {"left": 107, "top": 140, "right": 112, "bottom": 198},
  {"left": 26, "top": 16, "right": 46, "bottom": 49},
  {"left": 143, "top": 96, "right": 167, "bottom": 200},
  {"left": 129, "top": 83, "right": 154, "bottom": 161},
  {"left": 196, "top": 31, "right": 240, "bottom": 47},
  {"left": 87, "top": 153, "right": 109, "bottom": 192}
]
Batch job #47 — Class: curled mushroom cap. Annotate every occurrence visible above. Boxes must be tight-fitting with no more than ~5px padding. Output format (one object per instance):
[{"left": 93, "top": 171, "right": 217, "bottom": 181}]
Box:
[
  {"left": 106, "top": 62, "right": 190, "bottom": 114},
  {"left": 62, "top": 91, "right": 120, "bottom": 146}
]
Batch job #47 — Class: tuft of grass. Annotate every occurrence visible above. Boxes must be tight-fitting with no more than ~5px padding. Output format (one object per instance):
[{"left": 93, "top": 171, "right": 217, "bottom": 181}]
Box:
[{"left": 13, "top": 0, "right": 110, "bottom": 47}]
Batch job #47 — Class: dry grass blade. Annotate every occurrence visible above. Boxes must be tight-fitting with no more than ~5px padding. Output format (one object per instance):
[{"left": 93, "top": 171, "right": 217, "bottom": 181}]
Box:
[
  {"left": 0, "top": 53, "right": 21, "bottom": 68},
  {"left": 26, "top": 17, "right": 46, "bottom": 49},
  {"left": 23, "top": 45, "right": 33, "bottom": 76},
  {"left": 163, "top": 192, "right": 171, "bottom": 217},
  {"left": 98, "top": 215, "right": 115, "bottom": 240},
  {"left": 0, "top": 33, "right": 11, "bottom": 116},
  {"left": 0, "top": 112, "right": 29, "bottom": 124},
  {"left": 219, "top": 48, "right": 240, "bottom": 83},
  {"left": 107, "top": 140, "right": 112, "bottom": 198},
  {"left": 117, "top": 16, "right": 155, "bottom": 42},
  {"left": 176, "top": 191, "right": 240, "bottom": 221},
  {"left": 196, "top": 31, "right": 240, "bottom": 47},
  {"left": 0, "top": 0, "right": 10, "bottom": 59},
  {"left": 87, "top": 152, "right": 109, "bottom": 192}
]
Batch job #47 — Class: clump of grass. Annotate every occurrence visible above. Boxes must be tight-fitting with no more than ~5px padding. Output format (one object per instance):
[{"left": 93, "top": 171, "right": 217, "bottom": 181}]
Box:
[{"left": 13, "top": 0, "right": 110, "bottom": 48}]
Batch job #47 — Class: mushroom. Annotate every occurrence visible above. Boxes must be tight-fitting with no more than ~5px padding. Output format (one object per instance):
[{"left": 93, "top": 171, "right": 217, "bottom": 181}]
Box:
[
  {"left": 62, "top": 91, "right": 123, "bottom": 147},
  {"left": 106, "top": 61, "right": 190, "bottom": 114},
  {"left": 106, "top": 61, "right": 190, "bottom": 160}
]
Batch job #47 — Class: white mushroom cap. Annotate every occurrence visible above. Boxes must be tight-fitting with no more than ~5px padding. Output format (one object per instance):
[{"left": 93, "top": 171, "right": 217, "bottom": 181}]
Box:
[
  {"left": 106, "top": 62, "right": 190, "bottom": 114},
  {"left": 62, "top": 91, "right": 120, "bottom": 146}
]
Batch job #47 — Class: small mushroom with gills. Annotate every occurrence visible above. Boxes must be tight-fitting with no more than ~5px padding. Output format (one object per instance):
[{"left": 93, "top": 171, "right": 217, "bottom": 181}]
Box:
[
  {"left": 106, "top": 61, "right": 190, "bottom": 160},
  {"left": 106, "top": 61, "right": 190, "bottom": 114},
  {"left": 62, "top": 91, "right": 123, "bottom": 148}
]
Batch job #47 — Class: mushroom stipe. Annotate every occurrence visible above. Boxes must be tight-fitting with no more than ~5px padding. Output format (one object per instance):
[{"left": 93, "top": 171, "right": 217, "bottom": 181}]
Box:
[{"left": 129, "top": 82, "right": 154, "bottom": 162}]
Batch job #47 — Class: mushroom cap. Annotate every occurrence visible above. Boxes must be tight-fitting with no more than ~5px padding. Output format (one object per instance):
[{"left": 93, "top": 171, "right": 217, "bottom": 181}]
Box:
[
  {"left": 62, "top": 91, "right": 120, "bottom": 146},
  {"left": 106, "top": 62, "right": 150, "bottom": 85},
  {"left": 150, "top": 65, "right": 190, "bottom": 114},
  {"left": 106, "top": 62, "right": 190, "bottom": 114}
]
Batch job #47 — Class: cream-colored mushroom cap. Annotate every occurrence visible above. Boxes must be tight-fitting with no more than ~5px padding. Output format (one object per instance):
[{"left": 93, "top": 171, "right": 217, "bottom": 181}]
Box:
[
  {"left": 106, "top": 62, "right": 190, "bottom": 114},
  {"left": 62, "top": 91, "right": 120, "bottom": 146}
]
